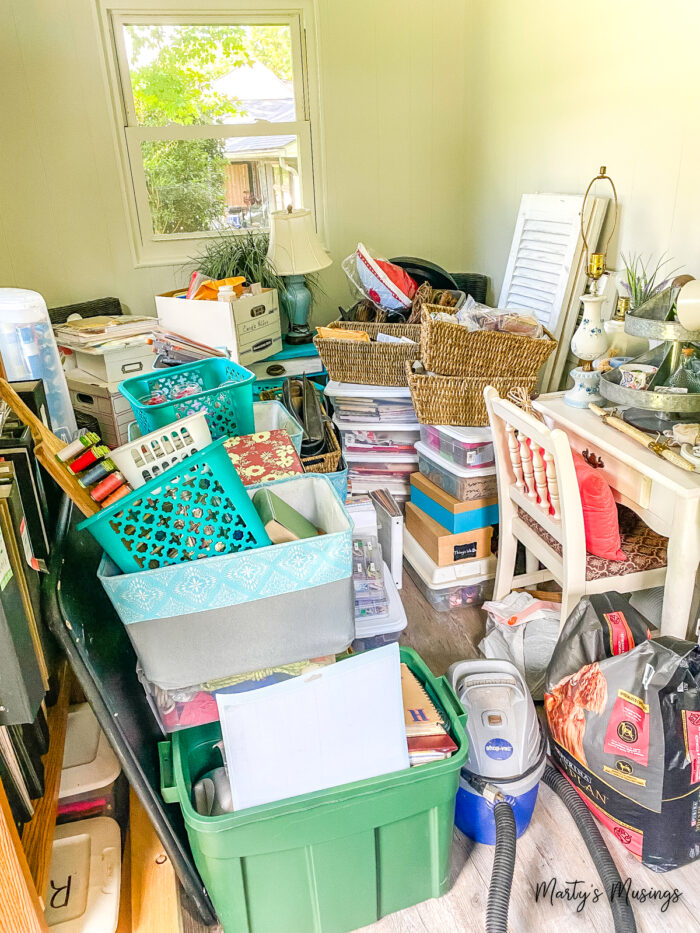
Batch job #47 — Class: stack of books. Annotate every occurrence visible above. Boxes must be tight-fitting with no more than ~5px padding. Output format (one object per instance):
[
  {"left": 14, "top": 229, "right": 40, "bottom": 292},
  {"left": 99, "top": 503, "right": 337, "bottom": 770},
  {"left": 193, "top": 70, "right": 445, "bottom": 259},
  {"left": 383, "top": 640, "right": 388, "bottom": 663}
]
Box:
[{"left": 401, "top": 663, "right": 457, "bottom": 765}]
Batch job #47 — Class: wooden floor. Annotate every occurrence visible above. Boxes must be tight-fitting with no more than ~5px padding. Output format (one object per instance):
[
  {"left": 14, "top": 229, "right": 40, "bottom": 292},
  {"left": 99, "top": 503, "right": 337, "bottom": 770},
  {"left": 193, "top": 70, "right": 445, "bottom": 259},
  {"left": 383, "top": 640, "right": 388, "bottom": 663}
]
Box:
[{"left": 180, "top": 572, "right": 700, "bottom": 933}]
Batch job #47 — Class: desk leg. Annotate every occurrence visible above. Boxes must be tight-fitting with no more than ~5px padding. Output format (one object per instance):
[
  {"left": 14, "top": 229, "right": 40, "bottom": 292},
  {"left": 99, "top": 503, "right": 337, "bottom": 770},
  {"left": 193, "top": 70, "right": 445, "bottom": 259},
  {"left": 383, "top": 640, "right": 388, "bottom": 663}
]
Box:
[{"left": 663, "top": 498, "right": 700, "bottom": 640}]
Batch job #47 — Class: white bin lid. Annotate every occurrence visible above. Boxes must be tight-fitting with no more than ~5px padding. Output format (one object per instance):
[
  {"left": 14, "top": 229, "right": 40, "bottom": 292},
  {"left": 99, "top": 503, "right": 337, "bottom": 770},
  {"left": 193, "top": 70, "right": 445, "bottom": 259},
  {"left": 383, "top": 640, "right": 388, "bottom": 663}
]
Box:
[
  {"left": 345, "top": 450, "right": 418, "bottom": 463},
  {"left": 415, "top": 441, "right": 496, "bottom": 479},
  {"left": 355, "top": 562, "right": 408, "bottom": 638},
  {"left": 428, "top": 424, "right": 493, "bottom": 443},
  {"left": 59, "top": 704, "right": 121, "bottom": 800},
  {"left": 325, "top": 380, "right": 413, "bottom": 399},
  {"left": 404, "top": 530, "right": 496, "bottom": 588},
  {"left": 333, "top": 415, "right": 420, "bottom": 433},
  {"left": 45, "top": 817, "right": 121, "bottom": 932}
]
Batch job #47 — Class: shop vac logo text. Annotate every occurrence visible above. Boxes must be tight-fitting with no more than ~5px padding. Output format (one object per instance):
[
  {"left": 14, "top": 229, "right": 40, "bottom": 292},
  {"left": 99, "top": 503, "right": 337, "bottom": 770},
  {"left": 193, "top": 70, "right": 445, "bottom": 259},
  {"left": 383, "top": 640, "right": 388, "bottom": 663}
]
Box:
[{"left": 533, "top": 878, "right": 682, "bottom": 913}]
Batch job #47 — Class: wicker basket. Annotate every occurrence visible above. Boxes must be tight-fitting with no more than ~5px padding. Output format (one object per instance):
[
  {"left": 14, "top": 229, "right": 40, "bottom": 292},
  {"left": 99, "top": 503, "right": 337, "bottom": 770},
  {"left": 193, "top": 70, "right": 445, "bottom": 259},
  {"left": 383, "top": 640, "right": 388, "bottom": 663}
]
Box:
[
  {"left": 406, "top": 363, "right": 538, "bottom": 427},
  {"left": 313, "top": 321, "right": 420, "bottom": 387},
  {"left": 420, "top": 306, "right": 556, "bottom": 378},
  {"left": 301, "top": 422, "right": 342, "bottom": 474}
]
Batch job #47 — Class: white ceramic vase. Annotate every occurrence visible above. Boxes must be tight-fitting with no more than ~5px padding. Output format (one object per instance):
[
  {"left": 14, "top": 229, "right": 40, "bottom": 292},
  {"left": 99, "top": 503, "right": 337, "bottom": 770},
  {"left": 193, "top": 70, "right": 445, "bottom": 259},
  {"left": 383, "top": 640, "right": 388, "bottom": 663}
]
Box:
[{"left": 570, "top": 295, "right": 608, "bottom": 363}]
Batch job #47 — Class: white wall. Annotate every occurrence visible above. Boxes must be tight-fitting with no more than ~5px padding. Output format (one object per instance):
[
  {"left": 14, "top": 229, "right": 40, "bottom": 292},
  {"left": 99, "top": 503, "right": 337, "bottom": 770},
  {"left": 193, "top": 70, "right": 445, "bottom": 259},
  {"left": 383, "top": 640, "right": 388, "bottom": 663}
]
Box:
[
  {"left": 468, "top": 0, "right": 700, "bottom": 301},
  {"left": 0, "top": 0, "right": 472, "bottom": 320}
]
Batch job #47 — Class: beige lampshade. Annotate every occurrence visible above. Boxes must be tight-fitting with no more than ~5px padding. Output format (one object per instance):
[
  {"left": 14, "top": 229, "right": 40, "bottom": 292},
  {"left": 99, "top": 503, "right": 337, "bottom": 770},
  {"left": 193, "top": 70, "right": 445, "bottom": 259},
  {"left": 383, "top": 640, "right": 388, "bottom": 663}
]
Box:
[{"left": 266, "top": 207, "right": 332, "bottom": 276}]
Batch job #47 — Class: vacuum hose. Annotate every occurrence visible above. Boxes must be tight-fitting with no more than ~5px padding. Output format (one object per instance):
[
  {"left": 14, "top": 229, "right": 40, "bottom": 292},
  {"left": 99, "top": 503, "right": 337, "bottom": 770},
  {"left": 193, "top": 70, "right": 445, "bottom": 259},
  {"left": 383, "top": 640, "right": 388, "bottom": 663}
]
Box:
[
  {"left": 485, "top": 799, "right": 517, "bottom": 933},
  {"left": 542, "top": 763, "right": 637, "bottom": 933}
]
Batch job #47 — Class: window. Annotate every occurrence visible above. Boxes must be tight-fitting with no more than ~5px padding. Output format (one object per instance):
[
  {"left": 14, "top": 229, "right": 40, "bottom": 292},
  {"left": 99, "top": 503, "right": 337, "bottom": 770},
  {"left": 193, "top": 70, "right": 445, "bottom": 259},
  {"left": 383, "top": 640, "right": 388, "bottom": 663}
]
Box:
[{"left": 100, "top": 6, "right": 318, "bottom": 264}]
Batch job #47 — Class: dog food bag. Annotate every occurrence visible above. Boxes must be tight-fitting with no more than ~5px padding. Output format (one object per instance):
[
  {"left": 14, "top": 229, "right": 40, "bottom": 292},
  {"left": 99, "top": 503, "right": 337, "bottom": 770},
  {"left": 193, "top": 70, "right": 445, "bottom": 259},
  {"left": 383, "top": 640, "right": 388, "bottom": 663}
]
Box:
[{"left": 545, "top": 593, "right": 700, "bottom": 872}]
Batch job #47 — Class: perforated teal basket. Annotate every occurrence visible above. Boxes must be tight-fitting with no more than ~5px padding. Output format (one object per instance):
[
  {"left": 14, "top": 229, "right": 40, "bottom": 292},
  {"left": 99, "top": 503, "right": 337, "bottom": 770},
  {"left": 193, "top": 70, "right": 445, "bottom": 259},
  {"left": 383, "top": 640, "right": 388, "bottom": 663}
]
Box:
[
  {"left": 77, "top": 438, "right": 270, "bottom": 574},
  {"left": 119, "top": 358, "right": 255, "bottom": 440}
]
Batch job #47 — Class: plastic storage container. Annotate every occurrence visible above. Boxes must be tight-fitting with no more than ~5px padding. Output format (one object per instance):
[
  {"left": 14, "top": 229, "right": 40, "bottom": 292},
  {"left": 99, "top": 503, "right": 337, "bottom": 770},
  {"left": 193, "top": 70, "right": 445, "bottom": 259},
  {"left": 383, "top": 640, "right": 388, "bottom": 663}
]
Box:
[
  {"left": 253, "top": 400, "right": 303, "bottom": 453},
  {"left": 120, "top": 357, "right": 255, "bottom": 440},
  {"left": 79, "top": 438, "right": 270, "bottom": 574},
  {"left": 403, "top": 530, "right": 495, "bottom": 612},
  {"left": 352, "top": 562, "right": 408, "bottom": 652},
  {"left": 416, "top": 440, "right": 497, "bottom": 502},
  {"left": 419, "top": 424, "right": 494, "bottom": 469},
  {"left": 110, "top": 412, "right": 212, "bottom": 488},
  {"left": 58, "top": 704, "right": 121, "bottom": 823},
  {"left": 333, "top": 417, "right": 420, "bottom": 455},
  {"left": 324, "top": 381, "right": 418, "bottom": 425},
  {"left": 345, "top": 451, "right": 418, "bottom": 484},
  {"left": 159, "top": 647, "right": 468, "bottom": 933},
  {"left": 0, "top": 288, "right": 77, "bottom": 441},
  {"left": 45, "top": 817, "right": 121, "bottom": 932},
  {"left": 97, "top": 475, "right": 354, "bottom": 688}
]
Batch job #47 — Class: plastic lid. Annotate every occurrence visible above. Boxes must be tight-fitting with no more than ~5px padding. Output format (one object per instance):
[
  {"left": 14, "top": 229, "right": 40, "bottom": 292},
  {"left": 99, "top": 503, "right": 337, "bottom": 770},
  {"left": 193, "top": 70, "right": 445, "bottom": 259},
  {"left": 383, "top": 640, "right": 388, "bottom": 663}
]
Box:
[
  {"left": 429, "top": 424, "right": 492, "bottom": 443},
  {"left": 415, "top": 441, "right": 496, "bottom": 478},
  {"left": 344, "top": 450, "right": 418, "bottom": 463},
  {"left": 0, "top": 287, "right": 47, "bottom": 323},
  {"left": 333, "top": 415, "right": 420, "bottom": 433},
  {"left": 324, "top": 380, "right": 413, "bottom": 399},
  {"left": 404, "top": 529, "right": 496, "bottom": 588},
  {"left": 355, "top": 562, "right": 408, "bottom": 637},
  {"left": 46, "top": 817, "right": 121, "bottom": 931},
  {"left": 59, "top": 704, "right": 121, "bottom": 800}
]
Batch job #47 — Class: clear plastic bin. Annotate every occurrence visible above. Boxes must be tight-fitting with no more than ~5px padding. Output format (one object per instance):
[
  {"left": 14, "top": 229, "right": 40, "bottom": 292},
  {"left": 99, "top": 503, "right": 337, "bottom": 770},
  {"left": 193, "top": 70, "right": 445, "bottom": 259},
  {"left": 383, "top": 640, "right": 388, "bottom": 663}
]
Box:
[
  {"left": 403, "top": 530, "right": 495, "bottom": 612},
  {"left": 353, "top": 563, "right": 407, "bottom": 652},
  {"left": 419, "top": 424, "right": 494, "bottom": 469},
  {"left": 346, "top": 451, "right": 418, "bottom": 485},
  {"left": 57, "top": 704, "right": 121, "bottom": 823},
  {"left": 334, "top": 417, "right": 420, "bottom": 455},
  {"left": 415, "top": 441, "right": 497, "bottom": 502},
  {"left": 324, "top": 381, "right": 418, "bottom": 425}
]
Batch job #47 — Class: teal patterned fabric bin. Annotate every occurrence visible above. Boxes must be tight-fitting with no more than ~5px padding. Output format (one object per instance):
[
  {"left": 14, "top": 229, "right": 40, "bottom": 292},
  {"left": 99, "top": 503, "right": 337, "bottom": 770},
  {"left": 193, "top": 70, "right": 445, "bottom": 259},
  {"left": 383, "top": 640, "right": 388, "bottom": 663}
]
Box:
[{"left": 97, "top": 474, "right": 354, "bottom": 687}]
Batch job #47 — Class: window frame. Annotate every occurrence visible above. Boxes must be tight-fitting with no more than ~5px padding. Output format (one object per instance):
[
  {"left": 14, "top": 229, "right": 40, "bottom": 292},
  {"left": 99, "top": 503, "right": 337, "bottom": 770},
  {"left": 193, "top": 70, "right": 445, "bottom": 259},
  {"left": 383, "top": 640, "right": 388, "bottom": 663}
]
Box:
[{"left": 96, "top": 2, "right": 323, "bottom": 267}]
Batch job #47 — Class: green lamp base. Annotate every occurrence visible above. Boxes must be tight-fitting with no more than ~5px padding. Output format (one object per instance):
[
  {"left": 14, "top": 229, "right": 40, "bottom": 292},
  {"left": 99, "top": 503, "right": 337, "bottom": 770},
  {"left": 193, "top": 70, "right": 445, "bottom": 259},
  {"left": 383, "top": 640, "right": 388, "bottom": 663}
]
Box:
[{"left": 284, "top": 274, "right": 314, "bottom": 344}]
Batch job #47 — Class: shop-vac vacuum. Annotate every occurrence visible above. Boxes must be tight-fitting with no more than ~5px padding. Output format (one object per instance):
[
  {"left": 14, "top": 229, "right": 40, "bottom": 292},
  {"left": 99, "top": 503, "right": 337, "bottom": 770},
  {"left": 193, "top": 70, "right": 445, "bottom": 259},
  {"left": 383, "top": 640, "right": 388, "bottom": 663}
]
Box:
[{"left": 448, "top": 660, "right": 637, "bottom": 933}]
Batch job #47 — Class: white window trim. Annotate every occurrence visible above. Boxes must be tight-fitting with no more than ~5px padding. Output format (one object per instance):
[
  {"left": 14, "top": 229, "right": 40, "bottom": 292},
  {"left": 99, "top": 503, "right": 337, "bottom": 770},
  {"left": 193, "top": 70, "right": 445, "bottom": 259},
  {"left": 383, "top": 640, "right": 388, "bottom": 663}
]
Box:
[{"left": 94, "top": 1, "right": 325, "bottom": 268}]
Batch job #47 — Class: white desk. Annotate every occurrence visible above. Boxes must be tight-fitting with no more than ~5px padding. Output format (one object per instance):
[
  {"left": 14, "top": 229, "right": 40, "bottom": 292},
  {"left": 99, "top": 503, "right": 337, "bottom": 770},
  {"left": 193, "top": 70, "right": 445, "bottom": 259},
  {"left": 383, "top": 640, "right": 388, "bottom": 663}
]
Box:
[{"left": 534, "top": 393, "right": 700, "bottom": 640}]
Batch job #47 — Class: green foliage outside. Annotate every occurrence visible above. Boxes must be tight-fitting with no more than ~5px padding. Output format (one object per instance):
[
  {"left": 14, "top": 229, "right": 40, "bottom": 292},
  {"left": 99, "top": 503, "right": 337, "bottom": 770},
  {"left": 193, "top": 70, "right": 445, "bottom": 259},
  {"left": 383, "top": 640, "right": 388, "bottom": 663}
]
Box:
[{"left": 125, "top": 24, "right": 293, "bottom": 234}]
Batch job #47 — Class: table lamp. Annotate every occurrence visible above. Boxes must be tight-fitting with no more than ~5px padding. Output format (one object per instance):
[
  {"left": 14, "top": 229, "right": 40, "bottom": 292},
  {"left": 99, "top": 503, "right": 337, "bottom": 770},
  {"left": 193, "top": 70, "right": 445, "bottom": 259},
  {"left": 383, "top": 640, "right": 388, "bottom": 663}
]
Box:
[
  {"left": 564, "top": 167, "right": 618, "bottom": 408},
  {"left": 266, "top": 207, "right": 331, "bottom": 344}
]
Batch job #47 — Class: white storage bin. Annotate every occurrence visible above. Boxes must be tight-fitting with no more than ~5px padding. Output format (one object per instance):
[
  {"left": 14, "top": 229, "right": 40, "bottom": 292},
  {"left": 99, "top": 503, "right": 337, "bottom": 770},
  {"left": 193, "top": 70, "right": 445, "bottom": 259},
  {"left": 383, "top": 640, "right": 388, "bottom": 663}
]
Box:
[
  {"left": 333, "top": 417, "right": 420, "bottom": 455},
  {"left": 253, "top": 400, "right": 303, "bottom": 453},
  {"left": 110, "top": 412, "right": 212, "bottom": 488},
  {"left": 324, "top": 381, "right": 418, "bottom": 425},
  {"left": 45, "top": 817, "right": 121, "bottom": 932},
  {"left": 73, "top": 341, "right": 155, "bottom": 384},
  {"left": 415, "top": 440, "right": 497, "bottom": 502},
  {"left": 403, "top": 529, "right": 495, "bottom": 612},
  {"left": 58, "top": 704, "right": 121, "bottom": 824},
  {"left": 419, "top": 424, "right": 494, "bottom": 469},
  {"left": 67, "top": 369, "right": 134, "bottom": 447},
  {"left": 346, "top": 450, "right": 418, "bottom": 482}
]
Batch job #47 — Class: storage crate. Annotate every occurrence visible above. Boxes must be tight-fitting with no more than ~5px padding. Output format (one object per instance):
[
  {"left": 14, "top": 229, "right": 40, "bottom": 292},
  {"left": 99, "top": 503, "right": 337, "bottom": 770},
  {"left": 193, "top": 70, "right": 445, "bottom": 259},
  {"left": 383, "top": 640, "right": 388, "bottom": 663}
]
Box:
[
  {"left": 96, "top": 474, "right": 354, "bottom": 687},
  {"left": 158, "top": 647, "right": 467, "bottom": 933},
  {"left": 314, "top": 321, "right": 421, "bottom": 387},
  {"left": 78, "top": 438, "right": 270, "bottom": 574},
  {"left": 120, "top": 357, "right": 255, "bottom": 440},
  {"left": 110, "top": 412, "right": 212, "bottom": 488}
]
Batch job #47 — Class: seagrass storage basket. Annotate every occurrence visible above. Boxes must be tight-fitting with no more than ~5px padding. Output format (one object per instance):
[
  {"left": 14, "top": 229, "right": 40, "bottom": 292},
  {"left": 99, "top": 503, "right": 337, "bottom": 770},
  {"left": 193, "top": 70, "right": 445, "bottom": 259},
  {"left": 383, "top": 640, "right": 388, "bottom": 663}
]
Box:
[
  {"left": 313, "top": 321, "right": 420, "bottom": 387},
  {"left": 301, "top": 422, "right": 342, "bottom": 474},
  {"left": 406, "top": 364, "right": 539, "bottom": 427},
  {"left": 419, "top": 306, "right": 556, "bottom": 378}
]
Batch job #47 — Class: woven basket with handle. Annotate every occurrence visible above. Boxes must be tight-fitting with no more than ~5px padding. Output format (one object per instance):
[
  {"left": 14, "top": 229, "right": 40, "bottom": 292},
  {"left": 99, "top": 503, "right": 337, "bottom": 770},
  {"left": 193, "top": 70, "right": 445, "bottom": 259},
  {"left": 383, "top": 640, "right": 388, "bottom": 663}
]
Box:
[
  {"left": 419, "top": 306, "right": 556, "bottom": 378},
  {"left": 406, "top": 364, "right": 539, "bottom": 427},
  {"left": 313, "top": 321, "right": 420, "bottom": 387}
]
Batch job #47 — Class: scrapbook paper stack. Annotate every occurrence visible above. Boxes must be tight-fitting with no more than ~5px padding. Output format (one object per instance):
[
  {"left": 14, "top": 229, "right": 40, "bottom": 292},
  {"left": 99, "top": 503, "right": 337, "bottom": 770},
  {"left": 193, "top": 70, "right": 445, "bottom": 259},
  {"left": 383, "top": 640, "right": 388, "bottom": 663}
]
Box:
[{"left": 224, "top": 429, "right": 304, "bottom": 485}]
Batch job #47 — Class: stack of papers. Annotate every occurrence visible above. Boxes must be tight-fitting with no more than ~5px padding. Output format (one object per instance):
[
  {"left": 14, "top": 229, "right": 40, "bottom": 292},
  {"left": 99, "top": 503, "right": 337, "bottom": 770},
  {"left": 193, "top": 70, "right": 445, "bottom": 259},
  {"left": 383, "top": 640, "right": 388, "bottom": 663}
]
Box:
[{"left": 54, "top": 315, "right": 155, "bottom": 351}]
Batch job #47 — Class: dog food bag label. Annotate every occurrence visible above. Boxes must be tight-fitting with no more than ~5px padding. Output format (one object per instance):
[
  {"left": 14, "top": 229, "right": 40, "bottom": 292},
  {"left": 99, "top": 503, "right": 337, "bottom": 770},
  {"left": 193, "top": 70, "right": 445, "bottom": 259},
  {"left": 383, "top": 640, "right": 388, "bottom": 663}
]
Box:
[{"left": 546, "top": 593, "right": 700, "bottom": 871}]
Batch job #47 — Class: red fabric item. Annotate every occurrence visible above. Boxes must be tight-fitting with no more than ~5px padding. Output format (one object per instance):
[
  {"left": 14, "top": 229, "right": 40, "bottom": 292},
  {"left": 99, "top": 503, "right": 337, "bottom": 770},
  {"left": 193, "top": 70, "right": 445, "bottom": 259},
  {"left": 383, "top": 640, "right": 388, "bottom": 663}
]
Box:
[
  {"left": 375, "top": 259, "right": 418, "bottom": 300},
  {"left": 572, "top": 453, "right": 626, "bottom": 561}
]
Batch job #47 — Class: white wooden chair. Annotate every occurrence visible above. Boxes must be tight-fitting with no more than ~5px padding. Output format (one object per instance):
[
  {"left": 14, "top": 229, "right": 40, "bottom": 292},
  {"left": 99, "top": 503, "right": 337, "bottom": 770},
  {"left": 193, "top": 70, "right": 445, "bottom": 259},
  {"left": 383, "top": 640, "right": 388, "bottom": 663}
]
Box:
[{"left": 484, "top": 386, "right": 668, "bottom": 629}]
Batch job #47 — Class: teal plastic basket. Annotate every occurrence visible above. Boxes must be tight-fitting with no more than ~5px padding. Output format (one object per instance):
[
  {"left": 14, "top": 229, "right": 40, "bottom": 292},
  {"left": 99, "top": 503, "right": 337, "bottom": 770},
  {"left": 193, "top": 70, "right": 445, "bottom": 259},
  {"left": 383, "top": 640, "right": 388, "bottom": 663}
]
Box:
[
  {"left": 120, "top": 358, "right": 255, "bottom": 440},
  {"left": 77, "top": 438, "right": 270, "bottom": 574}
]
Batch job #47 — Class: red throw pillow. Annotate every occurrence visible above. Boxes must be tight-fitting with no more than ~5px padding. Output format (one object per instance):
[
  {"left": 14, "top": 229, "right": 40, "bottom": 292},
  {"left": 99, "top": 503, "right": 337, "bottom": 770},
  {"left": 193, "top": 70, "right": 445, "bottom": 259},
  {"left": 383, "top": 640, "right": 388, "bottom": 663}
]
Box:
[{"left": 572, "top": 453, "right": 626, "bottom": 561}]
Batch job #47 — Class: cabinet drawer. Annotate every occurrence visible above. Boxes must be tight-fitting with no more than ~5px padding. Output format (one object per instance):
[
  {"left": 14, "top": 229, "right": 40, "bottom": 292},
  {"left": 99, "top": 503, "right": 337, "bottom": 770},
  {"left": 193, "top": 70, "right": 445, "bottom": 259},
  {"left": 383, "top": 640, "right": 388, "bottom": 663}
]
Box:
[{"left": 565, "top": 431, "right": 651, "bottom": 508}]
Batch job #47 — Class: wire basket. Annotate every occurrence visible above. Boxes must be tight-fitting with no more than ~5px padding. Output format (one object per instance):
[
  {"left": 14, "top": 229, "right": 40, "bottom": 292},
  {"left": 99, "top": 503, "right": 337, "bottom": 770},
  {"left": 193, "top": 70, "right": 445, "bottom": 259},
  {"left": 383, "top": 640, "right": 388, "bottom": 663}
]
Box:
[
  {"left": 119, "top": 358, "right": 255, "bottom": 440},
  {"left": 301, "top": 422, "right": 342, "bottom": 474},
  {"left": 406, "top": 364, "right": 539, "bottom": 427},
  {"left": 313, "top": 321, "right": 420, "bottom": 387},
  {"left": 77, "top": 438, "right": 270, "bottom": 574},
  {"left": 420, "top": 306, "right": 557, "bottom": 378},
  {"left": 110, "top": 412, "right": 212, "bottom": 489}
]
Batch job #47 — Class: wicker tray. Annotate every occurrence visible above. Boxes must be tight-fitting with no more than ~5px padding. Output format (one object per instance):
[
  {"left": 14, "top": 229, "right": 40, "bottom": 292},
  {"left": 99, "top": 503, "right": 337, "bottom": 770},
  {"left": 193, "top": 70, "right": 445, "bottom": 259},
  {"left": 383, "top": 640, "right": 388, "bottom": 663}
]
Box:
[
  {"left": 420, "top": 306, "right": 556, "bottom": 378},
  {"left": 406, "top": 363, "right": 538, "bottom": 427},
  {"left": 313, "top": 321, "right": 420, "bottom": 387},
  {"left": 301, "top": 422, "right": 342, "bottom": 474}
]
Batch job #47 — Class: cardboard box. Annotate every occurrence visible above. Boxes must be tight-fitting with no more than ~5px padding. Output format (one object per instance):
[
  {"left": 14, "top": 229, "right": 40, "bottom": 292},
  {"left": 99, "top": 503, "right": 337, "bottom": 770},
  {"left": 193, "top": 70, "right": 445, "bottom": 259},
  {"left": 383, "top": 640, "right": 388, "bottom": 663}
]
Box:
[
  {"left": 409, "top": 472, "right": 499, "bottom": 535},
  {"left": 405, "top": 501, "right": 493, "bottom": 567},
  {"left": 72, "top": 342, "right": 156, "bottom": 384},
  {"left": 155, "top": 288, "right": 282, "bottom": 366},
  {"left": 67, "top": 370, "right": 134, "bottom": 448}
]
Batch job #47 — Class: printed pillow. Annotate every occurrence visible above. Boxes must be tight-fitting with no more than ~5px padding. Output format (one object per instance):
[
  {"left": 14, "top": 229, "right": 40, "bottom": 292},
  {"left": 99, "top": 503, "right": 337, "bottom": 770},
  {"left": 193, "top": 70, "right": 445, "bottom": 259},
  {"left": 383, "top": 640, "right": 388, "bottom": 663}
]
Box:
[{"left": 572, "top": 453, "right": 626, "bottom": 561}]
